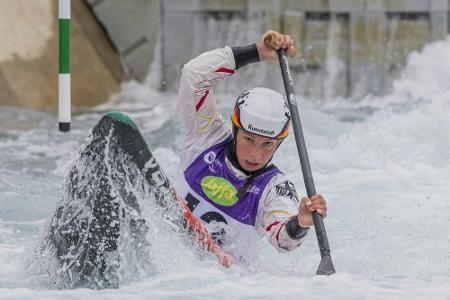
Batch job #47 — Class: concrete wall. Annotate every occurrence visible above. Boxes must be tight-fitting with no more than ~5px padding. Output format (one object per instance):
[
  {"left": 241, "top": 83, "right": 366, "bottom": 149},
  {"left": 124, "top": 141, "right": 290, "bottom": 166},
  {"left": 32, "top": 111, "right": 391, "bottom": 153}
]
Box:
[
  {"left": 2, "top": 0, "right": 450, "bottom": 110},
  {"left": 139, "top": 0, "right": 448, "bottom": 98},
  {"left": 86, "top": 0, "right": 161, "bottom": 82},
  {"left": 0, "top": 0, "right": 124, "bottom": 111},
  {"left": 289, "top": 0, "right": 448, "bottom": 98}
]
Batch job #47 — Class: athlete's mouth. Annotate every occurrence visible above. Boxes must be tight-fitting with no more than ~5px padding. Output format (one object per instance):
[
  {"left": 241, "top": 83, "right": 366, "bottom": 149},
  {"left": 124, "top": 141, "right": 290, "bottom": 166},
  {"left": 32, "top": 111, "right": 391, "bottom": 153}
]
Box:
[{"left": 246, "top": 160, "right": 259, "bottom": 167}]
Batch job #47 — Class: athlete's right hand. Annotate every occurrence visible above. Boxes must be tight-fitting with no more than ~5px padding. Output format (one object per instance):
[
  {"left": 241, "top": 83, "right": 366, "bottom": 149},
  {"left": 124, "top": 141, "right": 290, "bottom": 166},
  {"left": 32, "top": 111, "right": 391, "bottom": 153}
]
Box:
[
  {"left": 257, "top": 30, "right": 296, "bottom": 61},
  {"left": 297, "top": 194, "right": 328, "bottom": 228}
]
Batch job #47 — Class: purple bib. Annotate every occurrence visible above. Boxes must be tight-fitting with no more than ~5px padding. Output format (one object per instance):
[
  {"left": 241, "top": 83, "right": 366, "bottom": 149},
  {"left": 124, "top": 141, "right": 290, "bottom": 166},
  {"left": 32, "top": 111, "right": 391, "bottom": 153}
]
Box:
[{"left": 184, "top": 138, "right": 279, "bottom": 226}]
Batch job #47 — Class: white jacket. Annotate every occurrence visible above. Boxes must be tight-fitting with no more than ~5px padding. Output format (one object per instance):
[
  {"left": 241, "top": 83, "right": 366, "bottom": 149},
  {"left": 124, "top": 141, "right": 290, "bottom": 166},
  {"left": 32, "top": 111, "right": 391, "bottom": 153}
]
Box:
[{"left": 176, "top": 46, "right": 308, "bottom": 253}]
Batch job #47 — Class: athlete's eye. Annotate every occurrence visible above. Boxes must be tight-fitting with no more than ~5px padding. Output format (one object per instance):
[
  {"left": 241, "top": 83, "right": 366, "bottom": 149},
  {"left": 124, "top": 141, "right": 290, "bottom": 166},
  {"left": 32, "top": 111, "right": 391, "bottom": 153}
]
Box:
[
  {"left": 244, "top": 136, "right": 253, "bottom": 143},
  {"left": 263, "top": 141, "right": 274, "bottom": 147}
]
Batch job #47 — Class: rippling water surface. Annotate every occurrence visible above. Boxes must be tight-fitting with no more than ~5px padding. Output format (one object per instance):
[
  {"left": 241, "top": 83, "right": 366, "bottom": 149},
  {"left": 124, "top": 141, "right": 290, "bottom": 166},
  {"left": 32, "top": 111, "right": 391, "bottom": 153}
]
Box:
[{"left": 1, "top": 37, "right": 450, "bottom": 299}]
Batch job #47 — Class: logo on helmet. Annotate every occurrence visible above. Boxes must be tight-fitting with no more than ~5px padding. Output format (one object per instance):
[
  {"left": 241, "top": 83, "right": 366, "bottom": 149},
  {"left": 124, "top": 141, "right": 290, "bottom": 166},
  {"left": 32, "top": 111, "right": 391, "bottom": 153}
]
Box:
[
  {"left": 236, "top": 90, "right": 251, "bottom": 107},
  {"left": 247, "top": 124, "right": 275, "bottom": 137}
]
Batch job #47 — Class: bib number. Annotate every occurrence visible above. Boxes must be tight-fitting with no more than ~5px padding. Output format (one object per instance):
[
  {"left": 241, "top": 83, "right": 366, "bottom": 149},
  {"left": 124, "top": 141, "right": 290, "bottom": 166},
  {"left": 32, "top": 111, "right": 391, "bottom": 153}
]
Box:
[{"left": 186, "top": 193, "right": 227, "bottom": 245}]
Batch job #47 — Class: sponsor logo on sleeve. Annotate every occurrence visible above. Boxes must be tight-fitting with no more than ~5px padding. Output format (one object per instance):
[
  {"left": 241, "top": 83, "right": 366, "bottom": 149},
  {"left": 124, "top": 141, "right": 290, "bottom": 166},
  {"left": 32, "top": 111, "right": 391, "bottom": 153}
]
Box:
[{"left": 275, "top": 180, "right": 299, "bottom": 202}]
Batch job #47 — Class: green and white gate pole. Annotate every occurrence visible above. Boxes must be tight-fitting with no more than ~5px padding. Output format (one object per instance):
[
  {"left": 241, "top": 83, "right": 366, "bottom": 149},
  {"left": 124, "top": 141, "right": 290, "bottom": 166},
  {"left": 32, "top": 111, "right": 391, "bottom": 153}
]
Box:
[{"left": 59, "top": 0, "right": 71, "bottom": 132}]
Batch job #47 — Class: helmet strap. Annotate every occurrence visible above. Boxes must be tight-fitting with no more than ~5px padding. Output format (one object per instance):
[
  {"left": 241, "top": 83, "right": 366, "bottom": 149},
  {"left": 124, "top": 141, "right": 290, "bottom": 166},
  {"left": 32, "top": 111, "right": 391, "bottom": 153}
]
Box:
[
  {"left": 276, "top": 138, "right": 284, "bottom": 150},
  {"left": 227, "top": 131, "right": 253, "bottom": 176}
]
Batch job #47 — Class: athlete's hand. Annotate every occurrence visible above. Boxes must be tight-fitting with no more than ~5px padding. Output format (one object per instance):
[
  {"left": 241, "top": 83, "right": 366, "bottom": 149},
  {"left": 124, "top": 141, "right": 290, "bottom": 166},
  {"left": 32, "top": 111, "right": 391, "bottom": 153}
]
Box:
[
  {"left": 257, "top": 30, "right": 296, "bottom": 61},
  {"left": 297, "top": 194, "right": 327, "bottom": 228}
]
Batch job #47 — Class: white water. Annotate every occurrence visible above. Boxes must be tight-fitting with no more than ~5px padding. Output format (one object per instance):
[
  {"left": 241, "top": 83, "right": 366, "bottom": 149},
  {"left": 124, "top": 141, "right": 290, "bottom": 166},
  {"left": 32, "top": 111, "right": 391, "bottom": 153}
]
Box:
[{"left": 1, "top": 36, "right": 450, "bottom": 299}]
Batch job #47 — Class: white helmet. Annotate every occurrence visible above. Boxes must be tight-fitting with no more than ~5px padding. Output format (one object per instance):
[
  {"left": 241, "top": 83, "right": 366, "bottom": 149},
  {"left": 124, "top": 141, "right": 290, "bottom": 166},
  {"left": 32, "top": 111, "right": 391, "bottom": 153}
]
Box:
[{"left": 231, "top": 87, "right": 291, "bottom": 139}]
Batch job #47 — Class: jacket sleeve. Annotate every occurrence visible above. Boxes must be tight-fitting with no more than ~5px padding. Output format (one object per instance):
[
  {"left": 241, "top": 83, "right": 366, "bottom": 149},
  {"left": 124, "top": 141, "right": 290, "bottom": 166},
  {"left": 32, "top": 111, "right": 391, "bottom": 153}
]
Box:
[
  {"left": 256, "top": 175, "right": 309, "bottom": 252},
  {"left": 177, "top": 47, "right": 236, "bottom": 169}
]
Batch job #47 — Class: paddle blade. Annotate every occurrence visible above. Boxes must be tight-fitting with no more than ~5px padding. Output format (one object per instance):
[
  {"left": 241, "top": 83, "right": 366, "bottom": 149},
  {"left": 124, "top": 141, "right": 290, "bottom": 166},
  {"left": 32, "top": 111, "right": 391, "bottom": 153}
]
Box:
[{"left": 316, "top": 255, "right": 336, "bottom": 276}]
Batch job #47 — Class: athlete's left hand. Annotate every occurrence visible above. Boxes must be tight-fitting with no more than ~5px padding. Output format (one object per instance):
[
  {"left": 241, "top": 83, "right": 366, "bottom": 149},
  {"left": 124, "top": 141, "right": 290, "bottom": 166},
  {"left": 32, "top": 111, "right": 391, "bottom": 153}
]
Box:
[
  {"left": 297, "top": 194, "right": 327, "bottom": 228},
  {"left": 257, "top": 30, "right": 296, "bottom": 61}
]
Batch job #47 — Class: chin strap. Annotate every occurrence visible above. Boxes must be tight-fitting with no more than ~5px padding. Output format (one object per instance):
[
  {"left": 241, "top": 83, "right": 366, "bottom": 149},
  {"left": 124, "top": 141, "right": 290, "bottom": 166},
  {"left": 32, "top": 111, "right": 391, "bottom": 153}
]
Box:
[{"left": 226, "top": 133, "right": 252, "bottom": 176}]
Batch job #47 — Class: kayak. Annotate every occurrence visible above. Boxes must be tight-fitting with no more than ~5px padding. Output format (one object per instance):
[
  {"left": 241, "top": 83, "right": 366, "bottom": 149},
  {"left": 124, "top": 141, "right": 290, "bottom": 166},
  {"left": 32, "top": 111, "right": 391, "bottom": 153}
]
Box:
[{"left": 42, "top": 112, "right": 230, "bottom": 289}]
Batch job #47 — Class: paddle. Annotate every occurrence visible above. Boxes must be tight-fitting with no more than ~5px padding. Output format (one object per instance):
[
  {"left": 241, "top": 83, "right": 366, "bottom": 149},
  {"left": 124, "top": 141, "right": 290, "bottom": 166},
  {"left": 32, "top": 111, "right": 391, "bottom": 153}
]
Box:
[{"left": 265, "top": 33, "right": 336, "bottom": 275}]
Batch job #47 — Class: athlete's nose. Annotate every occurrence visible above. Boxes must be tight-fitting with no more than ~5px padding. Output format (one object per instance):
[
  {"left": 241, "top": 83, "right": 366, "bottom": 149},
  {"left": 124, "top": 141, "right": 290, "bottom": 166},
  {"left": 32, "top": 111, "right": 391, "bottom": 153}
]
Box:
[{"left": 248, "top": 144, "right": 263, "bottom": 162}]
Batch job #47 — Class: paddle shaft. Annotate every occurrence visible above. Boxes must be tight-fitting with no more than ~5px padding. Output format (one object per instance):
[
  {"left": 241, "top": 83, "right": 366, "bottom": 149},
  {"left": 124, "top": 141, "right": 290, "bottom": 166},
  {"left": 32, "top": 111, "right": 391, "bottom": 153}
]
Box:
[{"left": 277, "top": 48, "right": 335, "bottom": 275}]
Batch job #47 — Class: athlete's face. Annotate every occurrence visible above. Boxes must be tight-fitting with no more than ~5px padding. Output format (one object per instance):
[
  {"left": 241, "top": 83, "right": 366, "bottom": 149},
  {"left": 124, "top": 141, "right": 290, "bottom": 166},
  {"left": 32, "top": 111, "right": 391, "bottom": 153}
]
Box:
[{"left": 235, "top": 129, "right": 282, "bottom": 172}]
